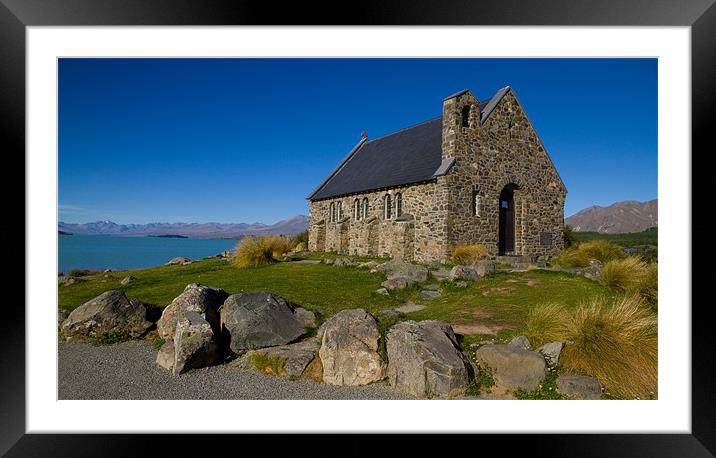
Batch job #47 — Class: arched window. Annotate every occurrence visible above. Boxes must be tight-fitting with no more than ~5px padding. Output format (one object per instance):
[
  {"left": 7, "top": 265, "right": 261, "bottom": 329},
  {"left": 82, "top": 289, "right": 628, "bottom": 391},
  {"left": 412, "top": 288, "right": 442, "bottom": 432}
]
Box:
[
  {"left": 362, "top": 197, "right": 369, "bottom": 219},
  {"left": 461, "top": 105, "right": 471, "bottom": 128},
  {"left": 354, "top": 199, "right": 361, "bottom": 220},
  {"left": 472, "top": 191, "right": 480, "bottom": 216},
  {"left": 329, "top": 202, "right": 335, "bottom": 222},
  {"left": 384, "top": 194, "right": 392, "bottom": 219},
  {"left": 337, "top": 201, "right": 343, "bottom": 220},
  {"left": 395, "top": 192, "right": 403, "bottom": 217}
]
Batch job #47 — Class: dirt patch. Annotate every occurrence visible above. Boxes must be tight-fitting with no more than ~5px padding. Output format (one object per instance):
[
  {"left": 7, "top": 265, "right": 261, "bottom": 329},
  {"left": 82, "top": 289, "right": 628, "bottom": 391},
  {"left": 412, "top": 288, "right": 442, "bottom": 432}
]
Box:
[
  {"left": 452, "top": 323, "right": 501, "bottom": 336},
  {"left": 481, "top": 286, "right": 517, "bottom": 297},
  {"left": 526, "top": 279, "right": 541, "bottom": 287}
]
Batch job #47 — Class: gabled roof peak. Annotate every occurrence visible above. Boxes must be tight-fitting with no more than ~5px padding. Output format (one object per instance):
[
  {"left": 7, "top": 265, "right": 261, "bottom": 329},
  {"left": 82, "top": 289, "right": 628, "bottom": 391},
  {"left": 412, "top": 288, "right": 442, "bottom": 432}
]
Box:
[{"left": 442, "top": 88, "right": 472, "bottom": 101}]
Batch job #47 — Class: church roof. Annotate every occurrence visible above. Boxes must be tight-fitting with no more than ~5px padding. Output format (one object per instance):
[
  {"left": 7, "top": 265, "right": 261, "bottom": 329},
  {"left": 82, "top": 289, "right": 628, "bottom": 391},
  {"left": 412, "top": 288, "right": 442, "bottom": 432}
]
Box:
[{"left": 307, "top": 87, "right": 510, "bottom": 201}]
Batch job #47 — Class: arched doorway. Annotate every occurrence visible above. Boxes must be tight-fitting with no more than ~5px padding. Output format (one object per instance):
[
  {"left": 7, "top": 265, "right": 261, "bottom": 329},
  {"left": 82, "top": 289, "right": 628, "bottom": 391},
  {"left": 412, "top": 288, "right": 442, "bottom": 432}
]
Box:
[{"left": 498, "top": 184, "right": 518, "bottom": 255}]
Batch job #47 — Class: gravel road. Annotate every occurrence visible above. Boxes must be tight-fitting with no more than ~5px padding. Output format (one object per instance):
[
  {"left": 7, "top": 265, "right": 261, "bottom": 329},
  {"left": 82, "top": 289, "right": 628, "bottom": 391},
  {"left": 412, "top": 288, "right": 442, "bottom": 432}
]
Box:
[{"left": 59, "top": 341, "right": 415, "bottom": 400}]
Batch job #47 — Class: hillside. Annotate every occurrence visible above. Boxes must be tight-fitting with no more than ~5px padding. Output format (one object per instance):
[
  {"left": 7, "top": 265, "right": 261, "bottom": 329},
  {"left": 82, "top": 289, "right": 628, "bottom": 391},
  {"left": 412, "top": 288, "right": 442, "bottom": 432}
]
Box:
[
  {"left": 58, "top": 215, "right": 308, "bottom": 238},
  {"left": 566, "top": 199, "right": 657, "bottom": 233}
]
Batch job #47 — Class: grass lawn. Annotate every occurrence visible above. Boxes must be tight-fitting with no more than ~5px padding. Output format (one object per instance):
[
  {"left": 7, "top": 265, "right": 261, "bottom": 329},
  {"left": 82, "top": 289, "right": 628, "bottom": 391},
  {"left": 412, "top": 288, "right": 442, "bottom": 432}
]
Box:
[{"left": 58, "top": 257, "right": 614, "bottom": 344}]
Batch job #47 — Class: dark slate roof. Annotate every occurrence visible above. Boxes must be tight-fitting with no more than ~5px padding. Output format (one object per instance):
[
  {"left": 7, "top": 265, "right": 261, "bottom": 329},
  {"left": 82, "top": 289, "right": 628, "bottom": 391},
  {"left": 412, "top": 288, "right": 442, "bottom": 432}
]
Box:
[{"left": 308, "top": 87, "right": 511, "bottom": 201}]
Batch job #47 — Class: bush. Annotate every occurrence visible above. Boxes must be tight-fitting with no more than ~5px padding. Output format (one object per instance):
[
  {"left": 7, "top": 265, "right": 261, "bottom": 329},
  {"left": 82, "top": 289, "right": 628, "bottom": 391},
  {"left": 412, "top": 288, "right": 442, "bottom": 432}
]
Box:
[
  {"left": 266, "top": 235, "right": 293, "bottom": 258},
  {"left": 292, "top": 230, "right": 308, "bottom": 247},
  {"left": 95, "top": 329, "right": 131, "bottom": 345},
  {"left": 524, "top": 295, "right": 658, "bottom": 399},
  {"left": 233, "top": 236, "right": 278, "bottom": 268},
  {"left": 293, "top": 242, "right": 306, "bottom": 252},
  {"left": 251, "top": 352, "right": 286, "bottom": 376},
  {"left": 638, "top": 263, "right": 658, "bottom": 308},
  {"left": 552, "top": 246, "right": 590, "bottom": 268},
  {"left": 599, "top": 256, "right": 648, "bottom": 292},
  {"left": 451, "top": 244, "right": 489, "bottom": 265},
  {"left": 578, "top": 239, "right": 625, "bottom": 263},
  {"left": 523, "top": 302, "right": 570, "bottom": 348},
  {"left": 563, "top": 225, "right": 577, "bottom": 248}
]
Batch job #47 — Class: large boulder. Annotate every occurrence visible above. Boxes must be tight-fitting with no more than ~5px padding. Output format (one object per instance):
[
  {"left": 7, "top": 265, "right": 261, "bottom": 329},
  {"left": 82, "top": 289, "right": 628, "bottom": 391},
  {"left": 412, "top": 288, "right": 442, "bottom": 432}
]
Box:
[
  {"left": 319, "top": 309, "right": 386, "bottom": 386},
  {"left": 157, "top": 284, "right": 228, "bottom": 340},
  {"left": 475, "top": 344, "right": 547, "bottom": 390},
  {"left": 60, "top": 290, "right": 152, "bottom": 340},
  {"left": 220, "top": 292, "right": 306, "bottom": 353},
  {"left": 537, "top": 341, "right": 564, "bottom": 365},
  {"left": 238, "top": 338, "right": 321, "bottom": 378},
  {"left": 556, "top": 375, "right": 603, "bottom": 399},
  {"left": 386, "top": 320, "right": 474, "bottom": 398},
  {"left": 172, "top": 311, "right": 219, "bottom": 374},
  {"left": 508, "top": 335, "right": 532, "bottom": 351}
]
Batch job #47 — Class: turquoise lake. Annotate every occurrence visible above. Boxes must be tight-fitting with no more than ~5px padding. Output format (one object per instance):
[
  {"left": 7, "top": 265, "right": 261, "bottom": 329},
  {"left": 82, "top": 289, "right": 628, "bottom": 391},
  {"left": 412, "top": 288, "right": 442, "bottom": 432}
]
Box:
[{"left": 58, "top": 234, "right": 237, "bottom": 273}]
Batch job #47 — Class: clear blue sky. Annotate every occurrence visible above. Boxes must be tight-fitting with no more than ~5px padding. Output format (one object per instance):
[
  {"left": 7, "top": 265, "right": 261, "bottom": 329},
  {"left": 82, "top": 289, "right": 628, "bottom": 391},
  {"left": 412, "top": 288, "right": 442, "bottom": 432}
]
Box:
[{"left": 59, "top": 58, "right": 657, "bottom": 224}]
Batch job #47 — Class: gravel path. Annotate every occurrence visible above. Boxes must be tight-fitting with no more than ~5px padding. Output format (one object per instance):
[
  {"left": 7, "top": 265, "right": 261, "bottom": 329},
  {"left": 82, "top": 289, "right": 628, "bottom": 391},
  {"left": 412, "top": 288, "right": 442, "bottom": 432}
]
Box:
[{"left": 59, "top": 341, "right": 415, "bottom": 400}]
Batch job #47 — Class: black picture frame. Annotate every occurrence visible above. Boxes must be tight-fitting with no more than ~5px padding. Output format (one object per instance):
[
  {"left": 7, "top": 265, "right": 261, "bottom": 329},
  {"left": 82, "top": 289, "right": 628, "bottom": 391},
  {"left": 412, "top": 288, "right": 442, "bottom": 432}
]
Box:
[{"left": 2, "top": 0, "right": 712, "bottom": 455}]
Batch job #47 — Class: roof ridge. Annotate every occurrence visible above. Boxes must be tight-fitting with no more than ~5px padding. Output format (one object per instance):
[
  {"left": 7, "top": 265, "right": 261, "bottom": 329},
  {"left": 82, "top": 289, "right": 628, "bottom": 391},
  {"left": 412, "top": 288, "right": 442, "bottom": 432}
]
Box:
[{"left": 365, "top": 115, "right": 442, "bottom": 143}]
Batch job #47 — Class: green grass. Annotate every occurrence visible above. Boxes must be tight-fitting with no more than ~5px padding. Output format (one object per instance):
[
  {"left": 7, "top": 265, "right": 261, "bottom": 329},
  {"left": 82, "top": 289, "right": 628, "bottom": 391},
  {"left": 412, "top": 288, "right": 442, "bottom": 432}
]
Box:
[
  {"left": 59, "top": 256, "right": 614, "bottom": 349},
  {"left": 250, "top": 352, "right": 286, "bottom": 376}
]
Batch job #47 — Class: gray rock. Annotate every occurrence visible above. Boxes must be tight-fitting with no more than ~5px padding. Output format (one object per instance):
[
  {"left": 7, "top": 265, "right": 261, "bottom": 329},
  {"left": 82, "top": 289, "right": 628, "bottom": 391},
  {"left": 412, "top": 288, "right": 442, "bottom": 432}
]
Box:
[
  {"left": 537, "top": 341, "right": 564, "bottom": 365},
  {"left": 64, "top": 277, "right": 79, "bottom": 286},
  {"left": 166, "top": 256, "right": 192, "bottom": 265},
  {"left": 173, "top": 311, "right": 219, "bottom": 374},
  {"left": 375, "top": 287, "right": 390, "bottom": 296},
  {"left": 358, "top": 261, "right": 379, "bottom": 269},
  {"left": 471, "top": 260, "right": 496, "bottom": 276},
  {"left": 420, "top": 290, "right": 441, "bottom": 300},
  {"left": 423, "top": 283, "right": 440, "bottom": 291},
  {"left": 120, "top": 275, "right": 135, "bottom": 286},
  {"left": 60, "top": 290, "right": 152, "bottom": 340},
  {"left": 427, "top": 260, "right": 442, "bottom": 270},
  {"left": 378, "top": 260, "right": 428, "bottom": 286},
  {"left": 581, "top": 259, "right": 603, "bottom": 280},
  {"left": 395, "top": 302, "right": 426, "bottom": 313},
  {"left": 475, "top": 344, "right": 547, "bottom": 390},
  {"left": 220, "top": 292, "right": 306, "bottom": 353},
  {"left": 381, "top": 277, "right": 411, "bottom": 290},
  {"left": 323, "top": 258, "right": 334, "bottom": 265},
  {"left": 240, "top": 338, "right": 321, "bottom": 378},
  {"left": 432, "top": 268, "right": 451, "bottom": 281},
  {"left": 334, "top": 258, "right": 357, "bottom": 267},
  {"left": 386, "top": 320, "right": 473, "bottom": 398},
  {"left": 449, "top": 265, "right": 479, "bottom": 282},
  {"left": 454, "top": 281, "right": 468, "bottom": 288},
  {"left": 157, "top": 284, "right": 228, "bottom": 341},
  {"left": 156, "top": 339, "right": 175, "bottom": 371},
  {"left": 508, "top": 335, "right": 532, "bottom": 351},
  {"left": 319, "top": 309, "right": 386, "bottom": 386},
  {"left": 556, "top": 375, "right": 603, "bottom": 399},
  {"left": 293, "top": 259, "right": 321, "bottom": 264},
  {"left": 103, "top": 268, "right": 113, "bottom": 273}
]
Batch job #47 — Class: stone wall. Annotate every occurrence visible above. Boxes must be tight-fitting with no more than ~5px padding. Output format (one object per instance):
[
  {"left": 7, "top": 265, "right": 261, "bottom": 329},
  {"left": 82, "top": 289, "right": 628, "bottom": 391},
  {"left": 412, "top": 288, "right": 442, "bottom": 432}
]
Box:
[
  {"left": 441, "top": 89, "right": 566, "bottom": 259},
  {"left": 307, "top": 179, "right": 450, "bottom": 263},
  {"left": 308, "top": 87, "right": 566, "bottom": 263}
]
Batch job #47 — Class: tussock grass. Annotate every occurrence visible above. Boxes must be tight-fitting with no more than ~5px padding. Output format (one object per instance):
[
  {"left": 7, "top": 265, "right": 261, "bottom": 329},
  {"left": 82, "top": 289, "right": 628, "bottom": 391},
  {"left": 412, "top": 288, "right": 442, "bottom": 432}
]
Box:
[
  {"left": 523, "top": 302, "right": 570, "bottom": 348},
  {"left": 451, "top": 244, "right": 489, "bottom": 265},
  {"left": 578, "top": 239, "right": 625, "bottom": 263},
  {"left": 233, "top": 235, "right": 293, "bottom": 268},
  {"left": 524, "top": 295, "right": 658, "bottom": 399},
  {"left": 599, "top": 256, "right": 647, "bottom": 292},
  {"left": 251, "top": 352, "right": 286, "bottom": 376},
  {"left": 552, "top": 240, "right": 624, "bottom": 268}
]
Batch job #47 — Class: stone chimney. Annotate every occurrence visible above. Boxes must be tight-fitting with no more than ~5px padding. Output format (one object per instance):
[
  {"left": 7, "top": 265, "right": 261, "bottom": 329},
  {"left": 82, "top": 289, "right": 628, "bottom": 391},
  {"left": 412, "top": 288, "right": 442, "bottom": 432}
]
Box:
[
  {"left": 441, "top": 89, "right": 480, "bottom": 160},
  {"left": 361, "top": 130, "right": 368, "bottom": 140}
]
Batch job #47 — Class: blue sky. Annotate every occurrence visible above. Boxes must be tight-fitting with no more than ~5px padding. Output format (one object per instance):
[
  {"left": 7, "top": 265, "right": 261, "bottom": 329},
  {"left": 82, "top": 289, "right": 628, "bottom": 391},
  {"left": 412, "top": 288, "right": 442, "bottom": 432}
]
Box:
[{"left": 59, "top": 58, "right": 657, "bottom": 224}]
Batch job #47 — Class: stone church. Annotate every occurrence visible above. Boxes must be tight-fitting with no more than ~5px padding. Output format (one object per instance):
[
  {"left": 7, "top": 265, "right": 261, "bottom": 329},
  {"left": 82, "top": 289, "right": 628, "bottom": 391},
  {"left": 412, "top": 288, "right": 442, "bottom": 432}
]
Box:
[{"left": 306, "top": 87, "right": 566, "bottom": 264}]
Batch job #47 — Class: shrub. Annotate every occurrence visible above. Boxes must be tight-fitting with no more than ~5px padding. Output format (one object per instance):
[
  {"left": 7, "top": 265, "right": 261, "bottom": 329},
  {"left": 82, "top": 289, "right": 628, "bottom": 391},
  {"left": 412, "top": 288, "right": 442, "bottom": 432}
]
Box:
[
  {"left": 265, "top": 235, "right": 293, "bottom": 258},
  {"left": 552, "top": 246, "right": 590, "bottom": 268},
  {"left": 578, "top": 240, "right": 625, "bottom": 263},
  {"left": 451, "top": 244, "right": 489, "bottom": 265},
  {"left": 563, "top": 225, "right": 577, "bottom": 248},
  {"left": 293, "top": 242, "right": 306, "bottom": 252},
  {"left": 523, "top": 302, "right": 570, "bottom": 348},
  {"left": 233, "top": 236, "right": 277, "bottom": 268},
  {"left": 251, "top": 352, "right": 286, "bottom": 376},
  {"left": 560, "top": 296, "right": 657, "bottom": 399},
  {"left": 524, "top": 295, "right": 658, "bottom": 399},
  {"left": 152, "top": 337, "right": 165, "bottom": 350},
  {"left": 599, "top": 256, "right": 648, "bottom": 292},
  {"left": 638, "top": 262, "right": 658, "bottom": 308},
  {"left": 95, "top": 329, "right": 130, "bottom": 345},
  {"left": 292, "top": 230, "right": 308, "bottom": 247}
]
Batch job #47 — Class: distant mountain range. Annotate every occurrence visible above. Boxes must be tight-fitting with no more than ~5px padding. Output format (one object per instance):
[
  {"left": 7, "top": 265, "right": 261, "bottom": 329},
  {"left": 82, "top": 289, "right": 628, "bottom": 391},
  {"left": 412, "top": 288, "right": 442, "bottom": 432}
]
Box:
[
  {"left": 58, "top": 215, "right": 309, "bottom": 238},
  {"left": 566, "top": 199, "right": 657, "bottom": 234}
]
